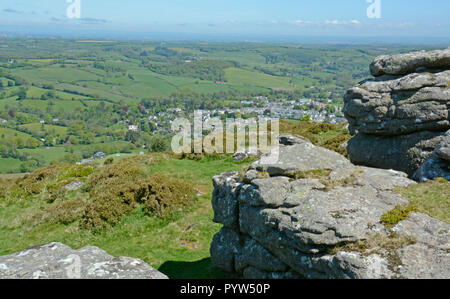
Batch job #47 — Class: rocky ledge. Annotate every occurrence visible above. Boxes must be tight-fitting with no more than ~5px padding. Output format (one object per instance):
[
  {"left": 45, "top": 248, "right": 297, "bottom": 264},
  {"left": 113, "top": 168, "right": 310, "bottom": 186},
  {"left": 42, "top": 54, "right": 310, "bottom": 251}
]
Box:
[
  {"left": 0, "top": 242, "right": 167, "bottom": 279},
  {"left": 210, "top": 136, "right": 449, "bottom": 279},
  {"left": 344, "top": 48, "right": 450, "bottom": 179}
]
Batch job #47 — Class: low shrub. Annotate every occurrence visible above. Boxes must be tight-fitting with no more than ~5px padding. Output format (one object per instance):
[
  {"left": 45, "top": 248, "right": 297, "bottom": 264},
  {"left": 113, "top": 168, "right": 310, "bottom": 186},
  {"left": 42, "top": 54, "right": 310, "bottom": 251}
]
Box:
[
  {"left": 279, "top": 120, "right": 351, "bottom": 155},
  {"left": 0, "top": 178, "right": 6, "bottom": 199},
  {"left": 136, "top": 174, "right": 196, "bottom": 217},
  {"left": 321, "top": 133, "right": 351, "bottom": 157},
  {"left": 33, "top": 197, "right": 87, "bottom": 225},
  {"left": 81, "top": 159, "right": 195, "bottom": 231},
  {"left": 104, "top": 157, "right": 114, "bottom": 165},
  {"left": 12, "top": 164, "right": 94, "bottom": 199}
]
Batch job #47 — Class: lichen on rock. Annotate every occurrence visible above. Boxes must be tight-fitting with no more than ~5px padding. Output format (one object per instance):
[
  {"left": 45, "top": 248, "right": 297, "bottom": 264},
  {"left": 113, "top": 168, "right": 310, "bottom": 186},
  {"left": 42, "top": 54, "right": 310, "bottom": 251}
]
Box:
[{"left": 210, "top": 134, "right": 449, "bottom": 279}]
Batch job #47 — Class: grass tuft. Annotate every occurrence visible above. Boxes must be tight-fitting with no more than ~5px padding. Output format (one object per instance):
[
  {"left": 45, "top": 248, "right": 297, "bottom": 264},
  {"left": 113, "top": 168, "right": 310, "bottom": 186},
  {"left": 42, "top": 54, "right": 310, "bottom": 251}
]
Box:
[
  {"left": 393, "top": 178, "right": 449, "bottom": 224},
  {"left": 381, "top": 204, "right": 419, "bottom": 228}
]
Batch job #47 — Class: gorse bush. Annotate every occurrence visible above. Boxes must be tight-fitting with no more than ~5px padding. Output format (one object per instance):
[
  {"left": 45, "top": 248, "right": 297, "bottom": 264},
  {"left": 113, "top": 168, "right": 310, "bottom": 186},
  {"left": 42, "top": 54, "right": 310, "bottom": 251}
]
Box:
[
  {"left": 10, "top": 163, "right": 95, "bottom": 203},
  {"left": 2, "top": 155, "right": 195, "bottom": 232},
  {"left": 81, "top": 158, "right": 195, "bottom": 231},
  {"left": 136, "top": 174, "right": 196, "bottom": 217},
  {"left": 32, "top": 196, "right": 87, "bottom": 225},
  {"left": 81, "top": 174, "right": 195, "bottom": 231},
  {"left": 86, "top": 160, "right": 144, "bottom": 195},
  {"left": 0, "top": 178, "right": 6, "bottom": 199},
  {"left": 321, "top": 133, "right": 351, "bottom": 157},
  {"left": 81, "top": 159, "right": 147, "bottom": 230},
  {"left": 279, "top": 120, "right": 351, "bottom": 156}
]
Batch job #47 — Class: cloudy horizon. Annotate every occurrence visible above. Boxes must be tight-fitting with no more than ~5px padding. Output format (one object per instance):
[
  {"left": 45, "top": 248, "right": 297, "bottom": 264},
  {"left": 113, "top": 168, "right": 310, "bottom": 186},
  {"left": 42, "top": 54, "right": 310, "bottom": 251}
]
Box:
[{"left": 0, "top": 0, "right": 449, "bottom": 42}]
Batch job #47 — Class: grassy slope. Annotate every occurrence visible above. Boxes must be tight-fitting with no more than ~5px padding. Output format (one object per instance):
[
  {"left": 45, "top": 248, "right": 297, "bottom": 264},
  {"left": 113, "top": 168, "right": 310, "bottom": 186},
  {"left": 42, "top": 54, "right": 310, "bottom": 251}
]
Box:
[
  {"left": 0, "top": 145, "right": 448, "bottom": 279},
  {"left": 394, "top": 179, "right": 450, "bottom": 223},
  {"left": 19, "top": 123, "right": 68, "bottom": 137},
  {"left": 0, "top": 158, "right": 22, "bottom": 173},
  {"left": 225, "top": 67, "right": 292, "bottom": 90},
  {"left": 0, "top": 127, "right": 40, "bottom": 142},
  {"left": 0, "top": 154, "right": 247, "bottom": 279}
]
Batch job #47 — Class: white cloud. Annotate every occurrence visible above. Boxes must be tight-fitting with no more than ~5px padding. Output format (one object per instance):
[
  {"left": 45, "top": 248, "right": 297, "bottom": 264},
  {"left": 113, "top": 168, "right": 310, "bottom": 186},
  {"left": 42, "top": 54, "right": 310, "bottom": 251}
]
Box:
[
  {"left": 325, "top": 20, "right": 340, "bottom": 25},
  {"left": 325, "top": 20, "right": 361, "bottom": 25}
]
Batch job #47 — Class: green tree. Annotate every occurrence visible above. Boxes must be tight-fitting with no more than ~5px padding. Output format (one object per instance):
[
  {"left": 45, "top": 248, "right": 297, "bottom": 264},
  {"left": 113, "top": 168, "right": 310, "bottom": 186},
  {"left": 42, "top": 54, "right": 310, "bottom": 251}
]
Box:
[
  {"left": 301, "top": 114, "right": 311, "bottom": 122},
  {"left": 149, "top": 135, "right": 169, "bottom": 152},
  {"left": 17, "top": 87, "right": 27, "bottom": 100}
]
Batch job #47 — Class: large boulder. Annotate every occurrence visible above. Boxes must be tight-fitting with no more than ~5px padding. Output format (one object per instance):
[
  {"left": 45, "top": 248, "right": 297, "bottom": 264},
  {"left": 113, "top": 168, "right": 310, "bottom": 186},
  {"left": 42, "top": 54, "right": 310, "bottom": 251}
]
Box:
[
  {"left": 344, "top": 71, "right": 450, "bottom": 136},
  {"left": 210, "top": 137, "right": 450, "bottom": 279},
  {"left": 347, "top": 131, "right": 444, "bottom": 177},
  {"left": 344, "top": 49, "right": 450, "bottom": 179},
  {"left": 0, "top": 243, "right": 168, "bottom": 279},
  {"left": 370, "top": 48, "right": 450, "bottom": 77},
  {"left": 251, "top": 136, "right": 353, "bottom": 178}
]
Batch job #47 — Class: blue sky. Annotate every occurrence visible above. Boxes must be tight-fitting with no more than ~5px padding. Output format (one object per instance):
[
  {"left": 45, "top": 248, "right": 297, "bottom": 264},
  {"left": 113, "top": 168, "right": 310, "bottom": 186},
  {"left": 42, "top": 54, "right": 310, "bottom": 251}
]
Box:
[{"left": 0, "top": 0, "right": 449, "bottom": 40}]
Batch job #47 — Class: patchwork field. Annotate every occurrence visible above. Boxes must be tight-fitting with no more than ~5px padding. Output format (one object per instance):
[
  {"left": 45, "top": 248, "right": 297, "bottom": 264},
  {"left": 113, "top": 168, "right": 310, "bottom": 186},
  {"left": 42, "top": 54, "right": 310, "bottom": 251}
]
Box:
[{"left": 0, "top": 39, "right": 436, "bottom": 175}]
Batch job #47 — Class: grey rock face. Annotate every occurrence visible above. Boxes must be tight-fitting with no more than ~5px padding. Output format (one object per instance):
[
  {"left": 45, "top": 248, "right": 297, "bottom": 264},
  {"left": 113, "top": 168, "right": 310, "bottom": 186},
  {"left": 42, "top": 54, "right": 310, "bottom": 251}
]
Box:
[
  {"left": 370, "top": 48, "right": 450, "bottom": 77},
  {"left": 344, "top": 71, "right": 450, "bottom": 136},
  {"left": 212, "top": 171, "right": 242, "bottom": 229},
  {"left": 344, "top": 49, "right": 450, "bottom": 178},
  {"left": 251, "top": 137, "right": 353, "bottom": 178},
  {"left": 233, "top": 147, "right": 260, "bottom": 161},
  {"left": 0, "top": 243, "right": 168, "bottom": 279},
  {"left": 392, "top": 213, "right": 450, "bottom": 279},
  {"left": 347, "top": 131, "right": 444, "bottom": 176},
  {"left": 210, "top": 138, "right": 449, "bottom": 279},
  {"left": 64, "top": 179, "right": 84, "bottom": 191},
  {"left": 413, "top": 130, "right": 450, "bottom": 181},
  {"left": 210, "top": 228, "right": 242, "bottom": 273},
  {"left": 278, "top": 134, "right": 310, "bottom": 146},
  {"left": 233, "top": 152, "right": 248, "bottom": 162}
]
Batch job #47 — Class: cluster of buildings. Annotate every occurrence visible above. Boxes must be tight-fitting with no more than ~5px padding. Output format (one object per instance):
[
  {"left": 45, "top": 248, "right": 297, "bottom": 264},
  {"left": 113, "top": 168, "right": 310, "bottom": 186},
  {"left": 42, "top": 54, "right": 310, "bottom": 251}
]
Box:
[
  {"left": 200, "top": 97, "right": 346, "bottom": 124},
  {"left": 121, "top": 96, "right": 346, "bottom": 136}
]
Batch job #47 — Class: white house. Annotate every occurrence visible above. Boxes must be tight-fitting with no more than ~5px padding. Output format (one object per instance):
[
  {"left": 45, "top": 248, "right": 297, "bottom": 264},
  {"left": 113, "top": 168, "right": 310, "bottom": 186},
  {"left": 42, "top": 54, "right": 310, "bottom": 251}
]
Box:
[{"left": 128, "top": 125, "right": 139, "bottom": 131}]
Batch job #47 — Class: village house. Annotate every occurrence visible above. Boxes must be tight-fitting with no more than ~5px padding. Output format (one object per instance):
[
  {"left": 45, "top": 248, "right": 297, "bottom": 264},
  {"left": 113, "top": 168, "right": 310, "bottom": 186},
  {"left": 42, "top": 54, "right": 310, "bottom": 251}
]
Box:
[{"left": 128, "top": 124, "right": 139, "bottom": 131}]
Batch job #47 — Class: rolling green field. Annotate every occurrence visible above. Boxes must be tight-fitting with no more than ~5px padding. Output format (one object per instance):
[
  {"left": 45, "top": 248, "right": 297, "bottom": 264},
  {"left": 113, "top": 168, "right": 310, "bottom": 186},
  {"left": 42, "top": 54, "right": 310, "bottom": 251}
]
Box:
[
  {"left": 20, "top": 123, "right": 68, "bottom": 138},
  {"left": 224, "top": 67, "right": 292, "bottom": 90},
  {"left": 0, "top": 39, "right": 442, "bottom": 175},
  {"left": 0, "top": 158, "right": 22, "bottom": 173}
]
